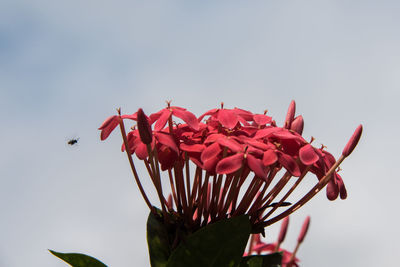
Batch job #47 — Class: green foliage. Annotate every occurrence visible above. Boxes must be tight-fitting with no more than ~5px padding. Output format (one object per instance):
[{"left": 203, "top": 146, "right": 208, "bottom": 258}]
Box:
[
  {"left": 146, "top": 210, "right": 172, "bottom": 267},
  {"left": 49, "top": 250, "right": 107, "bottom": 267},
  {"left": 146, "top": 210, "right": 254, "bottom": 267},
  {"left": 240, "top": 253, "right": 282, "bottom": 267}
]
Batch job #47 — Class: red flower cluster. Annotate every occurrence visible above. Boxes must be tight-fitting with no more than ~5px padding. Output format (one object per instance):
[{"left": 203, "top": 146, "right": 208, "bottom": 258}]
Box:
[{"left": 99, "top": 101, "right": 362, "bottom": 232}]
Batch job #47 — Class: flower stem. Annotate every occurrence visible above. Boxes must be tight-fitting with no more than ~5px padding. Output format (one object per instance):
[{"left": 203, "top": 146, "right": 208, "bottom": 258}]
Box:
[
  {"left": 263, "top": 155, "right": 345, "bottom": 227},
  {"left": 117, "top": 115, "right": 154, "bottom": 213}
]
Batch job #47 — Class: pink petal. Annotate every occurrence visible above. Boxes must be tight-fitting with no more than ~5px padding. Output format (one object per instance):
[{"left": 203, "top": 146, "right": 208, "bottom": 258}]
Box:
[
  {"left": 263, "top": 150, "right": 278, "bottom": 166},
  {"left": 247, "top": 154, "right": 268, "bottom": 179},
  {"left": 272, "top": 130, "right": 303, "bottom": 141},
  {"left": 253, "top": 127, "right": 279, "bottom": 139},
  {"left": 336, "top": 173, "right": 347, "bottom": 199},
  {"left": 233, "top": 107, "right": 254, "bottom": 121},
  {"left": 342, "top": 124, "right": 363, "bottom": 157},
  {"left": 169, "top": 106, "right": 186, "bottom": 111},
  {"left": 154, "top": 132, "right": 179, "bottom": 153},
  {"left": 98, "top": 115, "right": 119, "bottom": 140},
  {"left": 149, "top": 110, "right": 163, "bottom": 124},
  {"left": 246, "top": 146, "right": 264, "bottom": 158},
  {"left": 253, "top": 114, "right": 272, "bottom": 125},
  {"left": 158, "top": 147, "right": 178, "bottom": 171},
  {"left": 299, "top": 144, "right": 320, "bottom": 165},
  {"left": 203, "top": 156, "right": 220, "bottom": 173},
  {"left": 217, "top": 137, "right": 243, "bottom": 152},
  {"left": 172, "top": 109, "right": 199, "bottom": 131},
  {"left": 218, "top": 109, "right": 238, "bottom": 129},
  {"left": 216, "top": 153, "right": 244, "bottom": 174},
  {"left": 278, "top": 153, "right": 301, "bottom": 177},
  {"left": 244, "top": 138, "right": 271, "bottom": 150},
  {"left": 180, "top": 143, "right": 206, "bottom": 153},
  {"left": 154, "top": 109, "right": 171, "bottom": 131},
  {"left": 204, "top": 133, "right": 224, "bottom": 144},
  {"left": 198, "top": 108, "right": 218, "bottom": 122},
  {"left": 201, "top": 142, "right": 222, "bottom": 162},
  {"left": 237, "top": 116, "right": 251, "bottom": 126},
  {"left": 121, "top": 113, "right": 137, "bottom": 120},
  {"left": 135, "top": 143, "right": 148, "bottom": 160},
  {"left": 326, "top": 178, "right": 339, "bottom": 201}
]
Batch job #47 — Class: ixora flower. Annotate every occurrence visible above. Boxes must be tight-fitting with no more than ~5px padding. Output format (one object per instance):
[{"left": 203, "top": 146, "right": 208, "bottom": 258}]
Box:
[{"left": 50, "top": 101, "right": 362, "bottom": 267}]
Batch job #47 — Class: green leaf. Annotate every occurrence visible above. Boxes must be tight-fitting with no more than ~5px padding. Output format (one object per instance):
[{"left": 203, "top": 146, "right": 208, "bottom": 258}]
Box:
[
  {"left": 240, "top": 253, "right": 282, "bottom": 267},
  {"left": 146, "top": 210, "right": 172, "bottom": 267},
  {"left": 166, "top": 215, "right": 251, "bottom": 267},
  {"left": 49, "top": 250, "right": 107, "bottom": 267}
]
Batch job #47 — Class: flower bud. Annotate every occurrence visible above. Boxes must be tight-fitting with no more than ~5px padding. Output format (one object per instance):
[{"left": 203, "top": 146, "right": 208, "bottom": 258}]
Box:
[
  {"left": 284, "top": 100, "right": 296, "bottom": 128},
  {"left": 297, "top": 216, "right": 310, "bottom": 243},
  {"left": 278, "top": 216, "right": 290, "bottom": 243},
  {"left": 290, "top": 115, "right": 304, "bottom": 135},
  {"left": 342, "top": 124, "right": 363, "bottom": 157},
  {"left": 137, "top": 108, "right": 153, "bottom": 144}
]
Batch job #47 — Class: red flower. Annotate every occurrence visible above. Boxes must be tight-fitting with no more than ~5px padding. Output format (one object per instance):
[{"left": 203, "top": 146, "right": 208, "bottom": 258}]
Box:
[{"left": 99, "top": 101, "right": 361, "bottom": 236}]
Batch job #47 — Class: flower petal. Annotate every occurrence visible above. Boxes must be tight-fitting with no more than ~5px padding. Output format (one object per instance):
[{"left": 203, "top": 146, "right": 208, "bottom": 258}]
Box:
[
  {"left": 278, "top": 153, "right": 301, "bottom": 177},
  {"left": 198, "top": 108, "right": 218, "bottom": 122},
  {"left": 180, "top": 143, "right": 206, "bottom": 153},
  {"left": 326, "top": 178, "right": 339, "bottom": 201},
  {"left": 201, "top": 142, "right": 222, "bottom": 162},
  {"left": 218, "top": 109, "right": 238, "bottom": 129},
  {"left": 217, "top": 137, "right": 243, "bottom": 152},
  {"left": 154, "top": 132, "right": 179, "bottom": 153},
  {"left": 253, "top": 114, "right": 272, "bottom": 126},
  {"left": 135, "top": 143, "right": 148, "bottom": 160},
  {"left": 203, "top": 156, "right": 220, "bottom": 173},
  {"left": 336, "top": 173, "right": 347, "bottom": 199},
  {"left": 98, "top": 115, "right": 119, "bottom": 140},
  {"left": 263, "top": 150, "right": 278, "bottom": 166},
  {"left": 299, "top": 144, "right": 319, "bottom": 165},
  {"left": 154, "top": 109, "right": 171, "bottom": 131},
  {"left": 158, "top": 147, "right": 178, "bottom": 171},
  {"left": 172, "top": 108, "right": 199, "bottom": 131},
  {"left": 247, "top": 154, "right": 268, "bottom": 179},
  {"left": 216, "top": 153, "right": 244, "bottom": 174},
  {"left": 253, "top": 127, "right": 279, "bottom": 139}
]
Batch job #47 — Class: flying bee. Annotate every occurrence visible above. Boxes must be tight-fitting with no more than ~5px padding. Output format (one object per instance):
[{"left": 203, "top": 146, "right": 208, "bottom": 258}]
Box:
[{"left": 67, "top": 137, "right": 79, "bottom": 146}]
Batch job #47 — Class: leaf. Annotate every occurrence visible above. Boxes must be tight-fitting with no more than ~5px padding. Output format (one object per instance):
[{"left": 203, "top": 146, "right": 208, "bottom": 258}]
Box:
[
  {"left": 240, "top": 253, "right": 282, "bottom": 267},
  {"left": 147, "top": 211, "right": 172, "bottom": 267},
  {"left": 49, "top": 250, "right": 107, "bottom": 267},
  {"left": 166, "top": 215, "right": 251, "bottom": 267}
]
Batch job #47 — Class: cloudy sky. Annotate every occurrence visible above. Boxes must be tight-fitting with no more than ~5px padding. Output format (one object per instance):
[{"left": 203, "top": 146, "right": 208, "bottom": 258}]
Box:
[{"left": 1, "top": 1, "right": 399, "bottom": 266}]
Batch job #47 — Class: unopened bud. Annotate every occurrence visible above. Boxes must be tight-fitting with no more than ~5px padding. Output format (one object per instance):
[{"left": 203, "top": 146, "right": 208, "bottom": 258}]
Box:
[
  {"left": 137, "top": 108, "right": 153, "bottom": 144},
  {"left": 278, "top": 216, "right": 290, "bottom": 243},
  {"left": 342, "top": 124, "right": 363, "bottom": 157},
  {"left": 290, "top": 115, "right": 304, "bottom": 135},
  {"left": 297, "top": 216, "right": 311, "bottom": 243},
  {"left": 284, "top": 100, "right": 296, "bottom": 128}
]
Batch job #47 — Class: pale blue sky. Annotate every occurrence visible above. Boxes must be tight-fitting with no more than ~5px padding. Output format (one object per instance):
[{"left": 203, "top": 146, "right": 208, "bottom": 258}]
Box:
[{"left": 1, "top": 1, "right": 399, "bottom": 266}]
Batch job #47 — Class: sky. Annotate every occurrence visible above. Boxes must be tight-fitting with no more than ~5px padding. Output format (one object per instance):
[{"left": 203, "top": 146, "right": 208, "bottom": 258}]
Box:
[{"left": 1, "top": 1, "right": 399, "bottom": 266}]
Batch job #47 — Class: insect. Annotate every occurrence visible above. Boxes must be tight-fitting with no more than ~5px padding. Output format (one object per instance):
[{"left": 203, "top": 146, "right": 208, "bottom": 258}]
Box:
[{"left": 67, "top": 138, "right": 79, "bottom": 146}]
